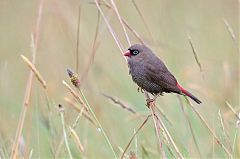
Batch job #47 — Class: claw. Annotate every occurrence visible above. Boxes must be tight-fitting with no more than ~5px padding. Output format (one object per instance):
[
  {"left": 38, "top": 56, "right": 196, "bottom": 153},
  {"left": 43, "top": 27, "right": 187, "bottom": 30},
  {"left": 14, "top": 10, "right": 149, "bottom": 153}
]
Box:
[{"left": 137, "top": 87, "right": 144, "bottom": 93}]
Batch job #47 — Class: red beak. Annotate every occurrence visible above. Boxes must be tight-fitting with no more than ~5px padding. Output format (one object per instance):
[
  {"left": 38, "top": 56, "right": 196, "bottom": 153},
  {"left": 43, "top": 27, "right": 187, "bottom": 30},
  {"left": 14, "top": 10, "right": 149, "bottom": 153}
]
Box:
[{"left": 123, "top": 50, "right": 131, "bottom": 57}]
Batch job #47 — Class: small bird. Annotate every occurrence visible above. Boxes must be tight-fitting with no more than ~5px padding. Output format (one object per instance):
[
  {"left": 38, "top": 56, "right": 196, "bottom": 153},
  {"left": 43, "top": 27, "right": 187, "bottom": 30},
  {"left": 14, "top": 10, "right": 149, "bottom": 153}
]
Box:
[{"left": 124, "top": 44, "right": 202, "bottom": 104}]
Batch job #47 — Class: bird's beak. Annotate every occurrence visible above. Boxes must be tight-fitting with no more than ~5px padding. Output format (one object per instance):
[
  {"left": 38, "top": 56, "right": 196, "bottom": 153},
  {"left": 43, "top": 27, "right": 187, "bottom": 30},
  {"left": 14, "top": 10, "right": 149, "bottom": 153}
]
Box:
[{"left": 123, "top": 50, "right": 131, "bottom": 57}]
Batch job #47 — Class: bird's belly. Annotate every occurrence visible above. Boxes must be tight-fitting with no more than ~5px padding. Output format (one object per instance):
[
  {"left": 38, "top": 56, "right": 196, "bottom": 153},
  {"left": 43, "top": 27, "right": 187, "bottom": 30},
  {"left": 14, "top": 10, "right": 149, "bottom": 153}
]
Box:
[{"left": 131, "top": 69, "right": 162, "bottom": 94}]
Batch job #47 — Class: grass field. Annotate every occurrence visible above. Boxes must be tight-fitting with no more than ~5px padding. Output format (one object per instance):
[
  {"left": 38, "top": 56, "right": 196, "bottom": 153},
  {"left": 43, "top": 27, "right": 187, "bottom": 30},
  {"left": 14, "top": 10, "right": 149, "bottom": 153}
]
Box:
[{"left": 0, "top": 0, "right": 239, "bottom": 158}]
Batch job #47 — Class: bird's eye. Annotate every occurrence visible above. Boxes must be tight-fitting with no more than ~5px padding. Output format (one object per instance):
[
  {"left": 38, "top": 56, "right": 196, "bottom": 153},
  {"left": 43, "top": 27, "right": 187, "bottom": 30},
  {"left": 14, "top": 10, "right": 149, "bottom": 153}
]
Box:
[{"left": 132, "top": 50, "right": 139, "bottom": 55}]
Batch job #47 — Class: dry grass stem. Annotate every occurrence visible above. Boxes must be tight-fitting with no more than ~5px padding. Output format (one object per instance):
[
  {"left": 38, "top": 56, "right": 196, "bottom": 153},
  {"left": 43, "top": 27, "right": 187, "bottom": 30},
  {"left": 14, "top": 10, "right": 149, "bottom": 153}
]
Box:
[
  {"left": 80, "top": 11, "right": 101, "bottom": 83},
  {"left": 69, "top": 127, "right": 85, "bottom": 153},
  {"left": 149, "top": 105, "right": 167, "bottom": 159},
  {"left": 131, "top": 0, "right": 154, "bottom": 42},
  {"left": 55, "top": 107, "right": 85, "bottom": 158},
  {"left": 59, "top": 105, "right": 73, "bottom": 159},
  {"left": 154, "top": 104, "right": 172, "bottom": 126},
  {"left": 110, "top": 0, "right": 131, "bottom": 46},
  {"left": 223, "top": 18, "right": 236, "bottom": 41},
  {"left": 188, "top": 35, "right": 202, "bottom": 72},
  {"left": 102, "top": 93, "right": 137, "bottom": 114},
  {"left": 78, "top": 89, "right": 117, "bottom": 159},
  {"left": 178, "top": 96, "right": 202, "bottom": 158},
  {"left": 11, "top": 0, "right": 43, "bottom": 156},
  {"left": 64, "top": 97, "right": 98, "bottom": 127},
  {"left": 21, "top": 55, "right": 47, "bottom": 89},
  {"left": 94, "top": 0, "right": 124, "bottom": 54},
  {"left": 148, "top": 99, "right": 184, "bottom": 159},
  {"left": 122, "top": 18, "right": 145, "bottom": 44},
  {"left": 226, "top": 101, "right": 240, "bottom": 120},
  {"left": 62, "top": 80, "right": 88, "bottom": 111},
  {"left": 189, "top": 103, "right": 232, "bottom": 158},
  {"left": 76, "top": 5, "right": 81, "bottom": 73},
  {"left": 121, "top": 115, "right": 151, "bottom": 159},
  {"left": 218, "top": 110, "right": 232, "bottom": 151},
  {"left": 95, "top": 0, "right": 145, "bottom": 44}
]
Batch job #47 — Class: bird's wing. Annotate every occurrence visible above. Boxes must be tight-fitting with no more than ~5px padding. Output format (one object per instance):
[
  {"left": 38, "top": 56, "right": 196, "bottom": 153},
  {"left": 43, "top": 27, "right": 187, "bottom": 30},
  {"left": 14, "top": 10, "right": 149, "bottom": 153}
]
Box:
[{"left": 144, "top": 59, "right": 180, "bottom": 93}]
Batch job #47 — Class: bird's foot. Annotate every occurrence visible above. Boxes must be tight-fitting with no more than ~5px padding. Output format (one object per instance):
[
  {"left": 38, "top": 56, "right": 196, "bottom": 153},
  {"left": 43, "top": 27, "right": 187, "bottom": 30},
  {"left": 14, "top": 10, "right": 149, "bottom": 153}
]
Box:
[
  {"left": 146, "top": 98, "right": 156, "bottom": 108},
  {"left": 146, "top": 93, "right": 161, "bottom": 108},
  {"left": 137, "top": 87, "right": 144, "bottom": 93}
]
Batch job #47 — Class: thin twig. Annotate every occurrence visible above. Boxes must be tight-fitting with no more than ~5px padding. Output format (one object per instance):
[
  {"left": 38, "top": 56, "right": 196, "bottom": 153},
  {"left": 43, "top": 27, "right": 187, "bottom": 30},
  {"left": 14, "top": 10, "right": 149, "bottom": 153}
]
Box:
[{"left": 121, "top": 115, "right": 151, "bottom": 159}]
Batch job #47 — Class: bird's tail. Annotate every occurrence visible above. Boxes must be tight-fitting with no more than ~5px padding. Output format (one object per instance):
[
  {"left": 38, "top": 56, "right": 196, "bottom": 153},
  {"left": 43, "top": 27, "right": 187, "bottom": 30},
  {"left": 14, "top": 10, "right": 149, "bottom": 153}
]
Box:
[{"left": 177, "top": 84, "right": 202, "bottom": 104}]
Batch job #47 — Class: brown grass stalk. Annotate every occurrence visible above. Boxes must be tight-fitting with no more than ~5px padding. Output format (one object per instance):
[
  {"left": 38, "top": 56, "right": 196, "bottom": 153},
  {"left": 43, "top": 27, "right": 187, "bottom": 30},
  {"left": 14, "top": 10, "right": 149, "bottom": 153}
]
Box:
[
  {"left": 188, "top": 102, "right": 232, "bottom": 158},
  {"left": 223, "top": 18, "right": 236, "bottom": 41},
  {"left": 153, "top": 106, "right": 184, "bottom": 159},
  {"left": 94, "top": 0, "right": 145, "bottom": 44},
  {"left": 122, "top": 18, "right": 145, "bottom": 45},
  {"left": 64, "top": 97, "right": 97, "bottom": 127},
  {"left": 121, "top": 115, "right": 151, "bottom": 159},
  {"left": 11, "top": 1, "right": 43, "bottom": 157},
  {"left": 101, "top": 93, "right": 137, "bottom": 114},
  {"left": 94, "top": 0, "right": 124, "bottom": 53},
  {"left": 76, "top": 5, "right": 81, "bottom": 73},
  {"left": 69, "top": 127, "right": 85, "bottom": 154},
  {"left": 178, "top": 96, "right": 202, "bottom": 158},
  {"left": 218, "top": 110, "right": 232, "bottom": 152},
  {"left": 131, "top": 0, "right": 154, "bottom": 42},
  {"left": 62, "top": 80, "right": 89, "bottom": 111},
  {"left": 226, "top": 101, "right": 240, "bottom": 120},
  {"left": 80, "top": 11, "right": 101, "bottom": 83},
  {"left": 149, "top": 104, "right": 167, "bottom": 159},
  {"left": 20, "top": 55, "right": 47, "bottom": 89},
  {"left": 55, "top": 107, "right": 85, "bottom": 158},
  {"left": 188, "top": 35, "right": 202, "bottom": 72},
  {"left": 110, "top": 0, "right": 131, "bottom": 46}
]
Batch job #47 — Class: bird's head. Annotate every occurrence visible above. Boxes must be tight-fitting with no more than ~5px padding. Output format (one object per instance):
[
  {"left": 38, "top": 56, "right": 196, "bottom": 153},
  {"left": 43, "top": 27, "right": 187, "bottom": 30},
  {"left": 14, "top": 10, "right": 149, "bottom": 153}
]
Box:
[{"left": 123, "top": 44, "right": 153, "bottom": 61}]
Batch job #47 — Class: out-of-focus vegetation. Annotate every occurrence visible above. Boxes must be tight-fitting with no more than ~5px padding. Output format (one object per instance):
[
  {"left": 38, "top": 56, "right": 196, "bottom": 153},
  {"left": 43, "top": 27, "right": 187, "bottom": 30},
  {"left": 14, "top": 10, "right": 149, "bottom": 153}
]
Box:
[{"left": 0, "top": 0, "right": 239, "bottom": 158}]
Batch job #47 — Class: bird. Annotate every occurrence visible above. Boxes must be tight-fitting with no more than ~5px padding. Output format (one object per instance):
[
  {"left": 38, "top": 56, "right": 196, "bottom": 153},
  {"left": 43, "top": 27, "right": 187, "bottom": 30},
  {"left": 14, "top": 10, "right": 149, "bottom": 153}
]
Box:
[{"left": 123, "top": 44, "right": 202, "bottom": 104}]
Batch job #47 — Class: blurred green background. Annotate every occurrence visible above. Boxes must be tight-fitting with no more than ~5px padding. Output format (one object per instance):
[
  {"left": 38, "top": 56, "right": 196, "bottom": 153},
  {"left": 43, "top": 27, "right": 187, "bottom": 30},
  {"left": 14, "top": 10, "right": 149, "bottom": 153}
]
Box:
[{"left": 0, "top": 0, "right": 239, "bottom": 158}]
